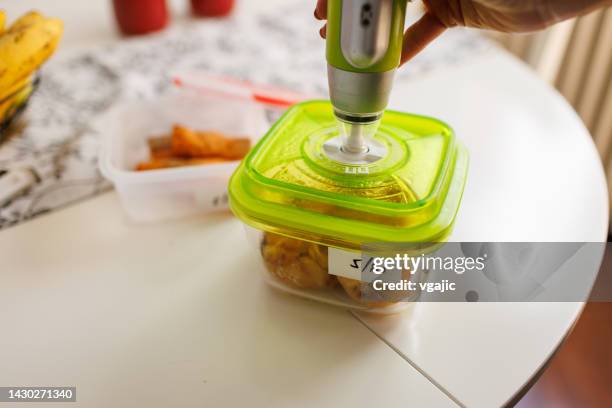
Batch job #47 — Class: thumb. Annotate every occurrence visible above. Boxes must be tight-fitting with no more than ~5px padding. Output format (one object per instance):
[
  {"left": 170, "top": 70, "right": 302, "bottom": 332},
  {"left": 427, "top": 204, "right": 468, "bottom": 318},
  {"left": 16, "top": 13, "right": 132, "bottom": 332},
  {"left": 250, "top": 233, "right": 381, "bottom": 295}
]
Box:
[{"left": 400, "top": 12, "right": 446, "bottom": 65}]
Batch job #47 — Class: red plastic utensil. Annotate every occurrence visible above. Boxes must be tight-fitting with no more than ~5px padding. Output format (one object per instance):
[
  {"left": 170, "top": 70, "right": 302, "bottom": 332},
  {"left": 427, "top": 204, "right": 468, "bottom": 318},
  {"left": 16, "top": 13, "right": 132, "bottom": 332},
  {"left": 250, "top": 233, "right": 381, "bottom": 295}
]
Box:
[{"left": 172, "top": 72, "right": 308, "bottom": 108}]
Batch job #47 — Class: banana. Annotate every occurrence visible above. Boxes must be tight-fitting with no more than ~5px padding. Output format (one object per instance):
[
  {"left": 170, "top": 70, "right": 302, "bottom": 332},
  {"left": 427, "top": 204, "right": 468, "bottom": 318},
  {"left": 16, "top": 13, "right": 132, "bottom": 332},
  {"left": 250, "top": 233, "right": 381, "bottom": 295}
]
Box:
[
  {"left": 0, "top": 75, "right": 30, "bottom": 102},
  {"left": 0, "top": 16, "right": 63, "bottom": 92},
  {"left": 0, "top": 10, "right": 6, "bottom": 34},
  {"left": 8, "top": 11, "right": 45, "bottom": 32},
  {"left": 0, "top": 81, "right": 33, "bottom": 123}
]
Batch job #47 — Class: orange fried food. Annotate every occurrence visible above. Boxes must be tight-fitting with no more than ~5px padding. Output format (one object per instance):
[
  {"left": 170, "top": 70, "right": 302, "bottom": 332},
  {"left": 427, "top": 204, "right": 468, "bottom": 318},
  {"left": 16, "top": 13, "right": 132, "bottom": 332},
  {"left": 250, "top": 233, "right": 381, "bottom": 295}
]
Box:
[
  {"left": 224, "top": 138, "right": 251, "bottom": 160},
  {"left": 134, "top": 125, "right": 252, "bottom": 172},
  {"left": 337, "top": 262, "right": 415, "bottom": 307},
  {"left": 147, "top": 136, "right": 174, "bottom": 159},
  {"left": 171, "top": 125, "right": 251, "bottom": 160},
  {"left": 135, "top": 157, "right": 228, "bottom": 171},
  {"left": 261, "top": 232, "right": 337, "bottom": 290},
  {"left": 337, "top": 276, "right": 393, "bottom": 308}
]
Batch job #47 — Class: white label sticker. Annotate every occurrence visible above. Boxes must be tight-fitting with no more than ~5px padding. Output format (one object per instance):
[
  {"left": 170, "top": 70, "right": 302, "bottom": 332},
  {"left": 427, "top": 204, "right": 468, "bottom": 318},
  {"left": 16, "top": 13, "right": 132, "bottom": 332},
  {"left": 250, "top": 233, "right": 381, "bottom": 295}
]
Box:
[{"left": 328, "top": 247, "right": 365, "bottom": 281}]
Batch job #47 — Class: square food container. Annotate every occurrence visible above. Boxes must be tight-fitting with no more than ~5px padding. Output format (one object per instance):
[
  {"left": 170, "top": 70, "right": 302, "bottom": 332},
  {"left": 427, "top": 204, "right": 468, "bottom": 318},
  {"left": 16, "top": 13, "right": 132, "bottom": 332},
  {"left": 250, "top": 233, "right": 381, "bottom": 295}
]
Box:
[
  {"left": 229, "top": 100, "right": 469, "bottom": 312},
  {"left": 99, "top": 90, "right": 270, "bottom": 222}
]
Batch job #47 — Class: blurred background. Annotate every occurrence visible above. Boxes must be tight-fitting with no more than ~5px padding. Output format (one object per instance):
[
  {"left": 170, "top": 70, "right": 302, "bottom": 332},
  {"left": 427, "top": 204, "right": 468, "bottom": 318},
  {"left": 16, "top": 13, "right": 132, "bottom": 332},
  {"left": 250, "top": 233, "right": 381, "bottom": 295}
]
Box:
[
  {"left": 489, "top": 12, "right": 612, "bottom": 215},
  {"left": 488, "top": 34, "right": 612, "bottom": 408}
]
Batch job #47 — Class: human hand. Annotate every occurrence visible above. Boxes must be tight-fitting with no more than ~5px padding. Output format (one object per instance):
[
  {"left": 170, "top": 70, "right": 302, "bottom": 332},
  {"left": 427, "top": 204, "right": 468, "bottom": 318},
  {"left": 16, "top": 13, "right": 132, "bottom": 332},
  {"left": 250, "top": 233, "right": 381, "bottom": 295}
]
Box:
[{"left": 315, "top": 0, "right": 611, "bottom": 65}]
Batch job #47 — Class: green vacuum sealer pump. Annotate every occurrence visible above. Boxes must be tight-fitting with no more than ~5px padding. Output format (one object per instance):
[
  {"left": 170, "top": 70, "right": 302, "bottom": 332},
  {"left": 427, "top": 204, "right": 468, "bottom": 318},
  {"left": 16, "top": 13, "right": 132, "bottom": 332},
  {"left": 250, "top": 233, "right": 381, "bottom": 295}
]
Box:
[
  {"left": 228, "top": 0, "right": 469, "bottom": 311},
  {"left": 326, "top": 0, "right": 407, "bottom": 162}
]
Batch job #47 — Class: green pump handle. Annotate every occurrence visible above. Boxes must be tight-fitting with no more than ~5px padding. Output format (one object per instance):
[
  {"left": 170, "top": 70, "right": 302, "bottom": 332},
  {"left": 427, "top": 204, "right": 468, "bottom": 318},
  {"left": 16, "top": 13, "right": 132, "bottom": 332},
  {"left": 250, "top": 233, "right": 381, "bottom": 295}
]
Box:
[{"left": 326, "top": 0, "right": 408, "bottom": 73}]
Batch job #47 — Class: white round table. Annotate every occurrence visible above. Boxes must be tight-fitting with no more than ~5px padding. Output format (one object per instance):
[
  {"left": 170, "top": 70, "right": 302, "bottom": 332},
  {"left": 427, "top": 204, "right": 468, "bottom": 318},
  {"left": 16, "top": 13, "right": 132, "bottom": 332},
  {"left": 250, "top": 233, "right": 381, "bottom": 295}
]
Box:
[{"left": 0, "top": 1, "right": 607, "bottom": 407}]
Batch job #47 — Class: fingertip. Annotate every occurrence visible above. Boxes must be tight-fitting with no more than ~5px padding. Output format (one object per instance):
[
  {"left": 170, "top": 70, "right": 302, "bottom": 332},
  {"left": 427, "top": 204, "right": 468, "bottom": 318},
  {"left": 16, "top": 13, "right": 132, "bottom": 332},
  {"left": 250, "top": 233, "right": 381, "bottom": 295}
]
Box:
[
  {"left": 319, "top": 24, "right": 327, "bottom": 39},
  {"left": 315, "top": 0, "right": 328, "bottom": 20},
  {"left": 400, "top": 12, "right": 446, "bottom": 65}
]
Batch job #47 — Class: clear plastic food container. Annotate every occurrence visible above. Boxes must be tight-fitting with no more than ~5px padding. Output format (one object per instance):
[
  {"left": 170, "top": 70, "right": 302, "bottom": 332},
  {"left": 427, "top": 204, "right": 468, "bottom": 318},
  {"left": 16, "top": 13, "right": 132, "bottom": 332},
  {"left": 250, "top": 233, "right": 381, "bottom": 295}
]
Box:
[
  {"left": 98, "top": 72, "right": 307, "bottom": 222},
  {"left": 229, "top": 101, "right": 469, "bottom": 312}
]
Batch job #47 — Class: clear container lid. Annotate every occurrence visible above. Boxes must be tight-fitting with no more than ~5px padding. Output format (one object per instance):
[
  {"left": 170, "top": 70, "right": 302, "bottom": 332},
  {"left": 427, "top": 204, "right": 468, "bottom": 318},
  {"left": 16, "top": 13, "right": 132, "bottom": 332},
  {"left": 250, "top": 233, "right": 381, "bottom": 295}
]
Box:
[{"left": 229, "top": 100, "right": 468, "bottom": 250}]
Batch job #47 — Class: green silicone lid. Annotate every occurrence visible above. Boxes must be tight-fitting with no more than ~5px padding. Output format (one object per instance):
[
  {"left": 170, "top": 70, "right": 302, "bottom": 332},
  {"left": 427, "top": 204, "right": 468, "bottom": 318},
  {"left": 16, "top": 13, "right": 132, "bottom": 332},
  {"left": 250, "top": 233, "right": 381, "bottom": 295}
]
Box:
[{"left": 229, "top": 100, "right": 468, "bottom": 250}]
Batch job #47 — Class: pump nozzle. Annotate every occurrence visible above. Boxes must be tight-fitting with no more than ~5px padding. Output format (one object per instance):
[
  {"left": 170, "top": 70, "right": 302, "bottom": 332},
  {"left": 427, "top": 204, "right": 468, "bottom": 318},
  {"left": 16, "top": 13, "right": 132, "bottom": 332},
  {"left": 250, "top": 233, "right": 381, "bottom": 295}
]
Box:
[
  {"left": 323, "top": 111, "right": 387, "bottom": 165},
  {"left": 325, "top": 0, "right": 407, "bottom": 162},
  {"left": 335, "top": 109, "right": 381, "bottom": 154}
]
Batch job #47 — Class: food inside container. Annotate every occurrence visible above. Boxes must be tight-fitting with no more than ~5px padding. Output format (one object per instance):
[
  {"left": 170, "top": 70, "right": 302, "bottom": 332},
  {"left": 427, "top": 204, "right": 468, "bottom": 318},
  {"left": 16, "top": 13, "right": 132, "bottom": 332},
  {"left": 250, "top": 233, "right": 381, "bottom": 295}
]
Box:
[
  {"left": 135, "top": 124, "right": 251, "bottom": 171},
  {"left": 229, "top": 100, "right": 469, "bottom": 312},
  {"left": 259, "top": 231, "right": 420, "bottom": 309}
]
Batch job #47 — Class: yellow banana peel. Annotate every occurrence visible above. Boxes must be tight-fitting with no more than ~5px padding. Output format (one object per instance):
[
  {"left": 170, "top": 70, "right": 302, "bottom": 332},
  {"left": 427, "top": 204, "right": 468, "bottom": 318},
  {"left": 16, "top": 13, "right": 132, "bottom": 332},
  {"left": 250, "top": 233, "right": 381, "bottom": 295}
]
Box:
[
  {"left": 0, "top": 80, "right": 33, "bottom": 124},
  {"left": 8, "top": 11, "right": 45, "bottom": 32},
  {"left": 0, "top": 11, "right": 6, "bottom": 34},
  {"left": 0, "top": 75, "right": 31, "bottom": 102},
  {"left": 0, "top": 14, "right": 63, "bottom": 93}
]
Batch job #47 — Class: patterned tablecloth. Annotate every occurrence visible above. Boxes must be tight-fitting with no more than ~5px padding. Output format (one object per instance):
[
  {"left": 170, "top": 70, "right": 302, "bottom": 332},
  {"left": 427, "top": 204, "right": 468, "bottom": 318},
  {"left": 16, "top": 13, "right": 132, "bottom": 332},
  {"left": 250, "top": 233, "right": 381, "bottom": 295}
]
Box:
[{"left": 0, "top": 0, "right": 492, "bottom": 229}]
